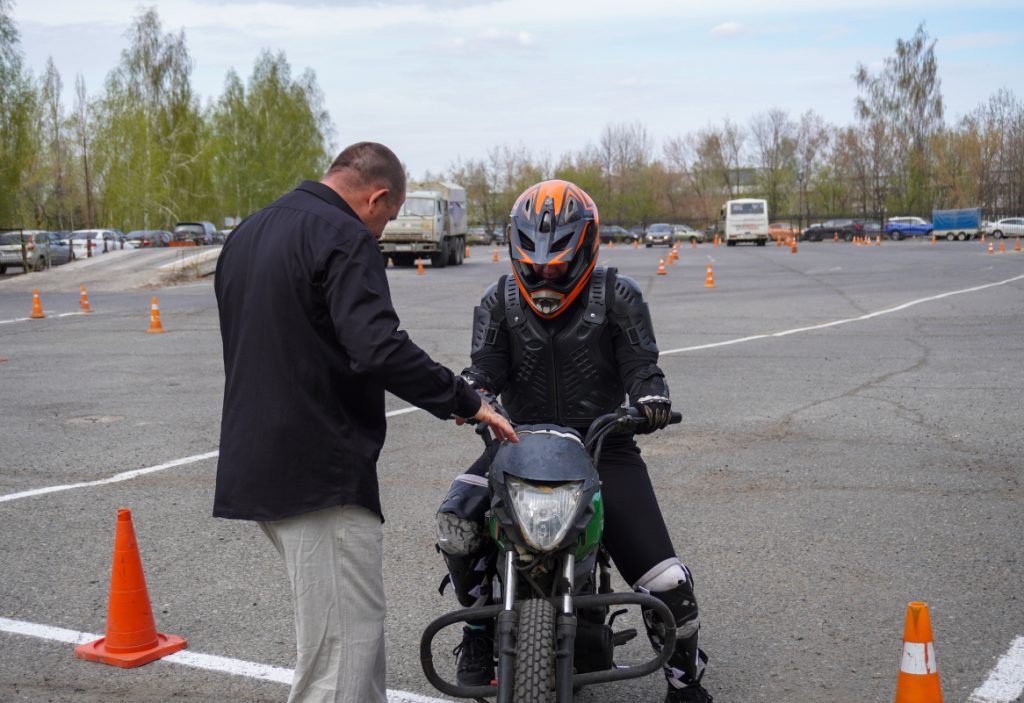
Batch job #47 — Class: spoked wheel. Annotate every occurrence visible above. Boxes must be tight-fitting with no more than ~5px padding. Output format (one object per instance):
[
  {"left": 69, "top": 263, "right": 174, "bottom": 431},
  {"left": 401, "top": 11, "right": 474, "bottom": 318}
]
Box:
[{"left": 512, "top": 599, "right": 556, "bottom": 703}]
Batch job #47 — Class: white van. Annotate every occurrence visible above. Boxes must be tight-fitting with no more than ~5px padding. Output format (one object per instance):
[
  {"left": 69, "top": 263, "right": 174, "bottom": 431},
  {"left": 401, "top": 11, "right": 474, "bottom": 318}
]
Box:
[{"left": 720, "top": 199, "right": 769, "bottom": 246}]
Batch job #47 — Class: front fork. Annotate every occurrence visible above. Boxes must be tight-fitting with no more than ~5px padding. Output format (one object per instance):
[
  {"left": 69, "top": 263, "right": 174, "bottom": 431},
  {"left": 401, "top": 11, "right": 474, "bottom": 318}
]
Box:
[{"left": 495, "top": 550, "right": 517, "bottom": 703}]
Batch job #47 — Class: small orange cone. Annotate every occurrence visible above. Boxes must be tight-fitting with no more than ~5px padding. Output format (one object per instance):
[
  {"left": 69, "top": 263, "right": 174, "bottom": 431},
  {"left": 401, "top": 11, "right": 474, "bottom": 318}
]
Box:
[
  {"left": 691, "top": 238, "right": 697, "bottom": 249},
  {"left": 894, "top": 602, "right": 942, "bottom": 703},
  {"left": 834, "top": 232, "right": 839, "bottom": 242},
  {"left": 146, "top": 296, "right": 165, "bottom": 334},
  {"left": 999, "top": 239, "right": 1006, "bottom": 254},
  {"left": 30, "top": 288, "right": 45, "bottom": 319},
  {"left": 988, "top": 242, "right": 994, "bottom": 255},
  {"left": 656, "top": 257, "right": 667, "bottom": 275},
  {"left": 608, "top": 240, "right": 614, "bottom": 249},
  {"left": 632, "top": 239, "right": 639, "bottom": 249},
  {"left": 75, "top": 509, "right": 187, "bottom": 668},
  {"left": 80, "top": 285, "right": 93, "bottom": 313},
  {"left": 704, "top": 263, "right": 716, "bottom": 288},
  {"left": 876, "top": 236, "right": 882, "bottom": 246},
  {"left": 790, "top": 238, "right": 798, "bottom": 254},
  {"left": 465, "top": 244, "right": 471, "bottom": 258},
  {"left": 492, "top": 248, "right": 499, "bottom": 263},
  {"left": 931, "top": 233, "right": 936, "bottom": 245},
  {"left": 1015, "top": 237, "right": 1021, "bottom": 252},
  {"left": 416, "top": 258, "right": 426, "bottom": 275}
]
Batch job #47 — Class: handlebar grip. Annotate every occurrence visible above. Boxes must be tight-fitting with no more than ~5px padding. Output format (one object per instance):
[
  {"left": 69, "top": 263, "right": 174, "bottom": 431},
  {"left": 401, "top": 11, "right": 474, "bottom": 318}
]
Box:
[{"left": 669, "top": 411, "right": 682, "bottom": 425}]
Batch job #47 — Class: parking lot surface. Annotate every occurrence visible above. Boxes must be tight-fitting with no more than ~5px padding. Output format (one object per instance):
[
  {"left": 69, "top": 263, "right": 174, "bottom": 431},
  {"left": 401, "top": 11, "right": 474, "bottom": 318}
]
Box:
[{"left": 1, "top": 241, "right": 1022, "bottom": 702}]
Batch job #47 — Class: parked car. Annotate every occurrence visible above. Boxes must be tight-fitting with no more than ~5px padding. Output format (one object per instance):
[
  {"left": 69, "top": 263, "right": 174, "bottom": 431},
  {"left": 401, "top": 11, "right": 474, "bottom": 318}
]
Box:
[
  {"left": 802, "top": 223, "right": 824, "bottom": 240},
  {"left": 671, "top": 224, "right": 705, "bottom": 244},
  {"left": 0, "top": 230, "right": 68, "bottom": 273},
  {"left": 885, "top": 216, "right": 932, "bottom": 240},
  {"left": 47, "top": 232, "right": 73, "bottom": 265},
  {"left": 628, "top": 225, "right": 646, "bottom": 240},
  {"left": 768, "top": 222, "right": 801, "bottom": 242},
  {"left": 803, "top": 219, "right": 860, "bottom": 241},
  {"left": 125, "top": 229, "right": 173, "bottom": 248},
  {"left": 645, "top": 223, "right": 673, "bottom": 247},
  {"left": 984, "top": 218, "right": 1024, "bottom": 239},
  {"left": 173, "top": 221, "right": 218, "bottom": 245},
  {"left": 861, "top": 221, "right": 883, "bottom": 238},
  {"left": 70, "top": 229, "right": 124, "bottom": 258},
  {"left": 600, "top": 225, "right": 639, "bottom": 243}
]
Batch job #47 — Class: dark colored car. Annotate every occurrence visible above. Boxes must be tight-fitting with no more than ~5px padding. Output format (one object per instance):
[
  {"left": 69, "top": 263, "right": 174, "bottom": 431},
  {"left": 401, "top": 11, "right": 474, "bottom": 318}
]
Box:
[
  {"left": 805, "top": 219, "right": 864, "bottom": 242},
  {"left": 126, "top": 230, "right": 172, "bottom": 248},
  {"left": 645, "top": 223, "right": 673, "bottom": 247},
  {"left": 600, "top": 225, "right": 639, "bottom": 243}
]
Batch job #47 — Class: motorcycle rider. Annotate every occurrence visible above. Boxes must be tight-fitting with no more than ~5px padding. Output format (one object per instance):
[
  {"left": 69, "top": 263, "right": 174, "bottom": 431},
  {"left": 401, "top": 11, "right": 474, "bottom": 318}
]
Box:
[{"left": 435, "top": 180, "right": 712, "bottom": 702}]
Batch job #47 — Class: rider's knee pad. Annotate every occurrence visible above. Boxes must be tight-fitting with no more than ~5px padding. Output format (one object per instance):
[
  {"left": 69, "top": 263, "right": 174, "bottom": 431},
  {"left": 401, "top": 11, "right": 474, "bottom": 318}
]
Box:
[
  {"left": 636, "top": 560, "right": 699, "bottom": 637},
  {"left": 436, "top": 474, "right": 489, "bottom": 556}
]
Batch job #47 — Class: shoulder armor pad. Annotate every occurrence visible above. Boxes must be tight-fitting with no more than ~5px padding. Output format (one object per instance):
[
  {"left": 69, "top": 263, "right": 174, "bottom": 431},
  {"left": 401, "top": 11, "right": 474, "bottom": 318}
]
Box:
[
  {"left": 611, "top": 274, "right": 658, "bottom": 354},
  {"left": 471, "top": 278, "right": 505, "bottom": 354}
]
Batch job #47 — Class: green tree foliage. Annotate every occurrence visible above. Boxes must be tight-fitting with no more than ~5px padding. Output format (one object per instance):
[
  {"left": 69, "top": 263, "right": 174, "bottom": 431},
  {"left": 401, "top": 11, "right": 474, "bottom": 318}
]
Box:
[
  {"left": 91, "top": 8, "right": 210, "bottom": 229},
  {"left": 854, "top": 23, "right": 943, "bottom": 214},
  {"left": 0, "top": 0, "right": 37, "bottom": 226},
  {"left": 210, "top": 51, "right": 331, "bottom": 220}
]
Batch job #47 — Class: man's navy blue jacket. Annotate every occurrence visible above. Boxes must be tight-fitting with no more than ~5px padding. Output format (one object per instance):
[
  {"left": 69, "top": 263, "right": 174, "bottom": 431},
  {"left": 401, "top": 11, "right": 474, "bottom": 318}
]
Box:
[{"left": 213, "top": 181, "right": 480, "bottom": 522}]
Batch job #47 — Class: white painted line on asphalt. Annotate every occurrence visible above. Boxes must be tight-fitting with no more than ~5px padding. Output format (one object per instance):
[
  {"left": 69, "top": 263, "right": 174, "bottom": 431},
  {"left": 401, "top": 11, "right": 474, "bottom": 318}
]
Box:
[
  {"left": 0, "top": 311, "right": 91, "bottom": 325},
  {"left": 0, "top": 617, "right": 454, "bottom": 703},
  {"left": 969, "top": 636, "right": 1024, "bottom": 703},
  {"left": 0, "top": 407, "right": 425, "bottom": 504},
  {"left": 0, "top": 451, "right": 221, "bottom": 504},
  {"left": 661, "top": 272, "right": 1024, "bottom": 355}
]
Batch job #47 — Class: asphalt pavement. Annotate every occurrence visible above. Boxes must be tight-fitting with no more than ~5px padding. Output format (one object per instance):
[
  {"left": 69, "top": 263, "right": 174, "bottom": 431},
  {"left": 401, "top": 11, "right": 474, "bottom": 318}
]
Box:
[{"left": 0, "top": 239, "right": 1021, "bottom": 702}]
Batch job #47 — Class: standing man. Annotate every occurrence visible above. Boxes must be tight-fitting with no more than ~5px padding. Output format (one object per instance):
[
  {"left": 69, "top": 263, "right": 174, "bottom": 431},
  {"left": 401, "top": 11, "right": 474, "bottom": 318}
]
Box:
[{"left": 214, "top": 141, "right": 516, "bottom": 703}]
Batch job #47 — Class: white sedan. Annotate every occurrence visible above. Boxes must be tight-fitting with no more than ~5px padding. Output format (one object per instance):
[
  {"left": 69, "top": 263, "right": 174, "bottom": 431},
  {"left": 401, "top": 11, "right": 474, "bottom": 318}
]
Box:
[{"left": 984, "top": 218, "right": 1024, "bottom": 239}]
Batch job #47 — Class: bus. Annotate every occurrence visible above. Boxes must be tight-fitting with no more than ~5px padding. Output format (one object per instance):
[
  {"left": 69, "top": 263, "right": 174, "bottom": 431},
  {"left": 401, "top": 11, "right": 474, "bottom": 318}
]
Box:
[{"left": 720, "top": 199, "right": 769, "bottom": 246}]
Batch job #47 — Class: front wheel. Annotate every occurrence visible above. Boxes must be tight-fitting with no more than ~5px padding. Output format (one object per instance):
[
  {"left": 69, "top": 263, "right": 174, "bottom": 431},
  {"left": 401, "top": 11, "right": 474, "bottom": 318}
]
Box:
[
  {"left": 512, "top": 598, "right": 556, "bottom": 703},
  {"left": 992, "top": 230, "right": 1003, "bottom": 239},
  {"left": 946, "top": 233, "right": 955, "bottom": 241}
]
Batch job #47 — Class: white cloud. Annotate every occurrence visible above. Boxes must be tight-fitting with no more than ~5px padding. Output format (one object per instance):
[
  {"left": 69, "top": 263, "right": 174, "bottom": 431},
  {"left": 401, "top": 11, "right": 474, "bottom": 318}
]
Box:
[{"left": 711, "top": 21, "right": 744, "bottom": 38}]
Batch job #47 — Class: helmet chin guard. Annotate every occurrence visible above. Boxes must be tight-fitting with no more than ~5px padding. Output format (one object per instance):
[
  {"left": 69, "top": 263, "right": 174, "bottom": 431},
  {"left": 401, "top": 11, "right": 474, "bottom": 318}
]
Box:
[{"left": 508, "top": 180, "right": 600, "bottom": 319}]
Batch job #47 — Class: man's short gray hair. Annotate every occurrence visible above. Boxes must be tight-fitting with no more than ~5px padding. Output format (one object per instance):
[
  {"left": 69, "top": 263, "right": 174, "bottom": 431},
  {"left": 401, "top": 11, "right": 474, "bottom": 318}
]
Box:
[{"left": 327, "top": 142, "right": 406, "bottom": 197}]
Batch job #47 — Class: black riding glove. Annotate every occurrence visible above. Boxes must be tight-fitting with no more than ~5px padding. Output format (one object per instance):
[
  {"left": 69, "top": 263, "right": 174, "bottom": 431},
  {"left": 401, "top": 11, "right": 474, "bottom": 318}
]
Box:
[{"left": 637, "top": 395, "right": 672, "bottom": 433}]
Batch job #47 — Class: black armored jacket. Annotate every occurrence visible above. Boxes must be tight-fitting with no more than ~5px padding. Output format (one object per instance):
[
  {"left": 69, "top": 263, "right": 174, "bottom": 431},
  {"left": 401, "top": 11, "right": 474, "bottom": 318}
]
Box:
[{"left": 462, "top": 267, "right": 669, "bottom": 432}]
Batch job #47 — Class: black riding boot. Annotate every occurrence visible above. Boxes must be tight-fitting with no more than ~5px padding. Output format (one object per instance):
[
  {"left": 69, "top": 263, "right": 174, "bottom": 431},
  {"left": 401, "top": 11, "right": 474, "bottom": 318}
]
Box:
[{"left": 643, "top": 577, "right": 712, "bottom": 702}]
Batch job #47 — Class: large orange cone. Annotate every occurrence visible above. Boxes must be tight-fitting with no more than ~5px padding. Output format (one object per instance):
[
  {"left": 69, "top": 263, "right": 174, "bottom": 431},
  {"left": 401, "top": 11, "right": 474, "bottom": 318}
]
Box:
[
  {"left": 656, "top": 257, "right": 667, "bottom": 276},
  {"left": 894, "top": 602, "right": 942, "bottom": 703},
  {"left": 30, "top": 288, "right": 45, "bottom": 319},
  {"left": 146, "top": 296, "right": 165, "bottom": 334},
  {"left": 80, "top": 285, "right": 93, "bottom": 313},
  {"left": 416, "top": 258, "right": 425, "bottom": 275},
  {"left": 704, "top": 263, "right": 716, "bottom": 288},
  {"left": 999, "top": 239, "right": 1006, "bottom": 254},
  {"left": 75, "top": 509, "right": 187, "bottom": 668}
]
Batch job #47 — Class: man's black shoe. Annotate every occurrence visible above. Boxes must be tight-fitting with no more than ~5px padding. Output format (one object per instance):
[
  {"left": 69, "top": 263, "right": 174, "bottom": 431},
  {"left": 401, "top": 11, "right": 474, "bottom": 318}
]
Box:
[
  {"left": 665, "top": 682, "right": 713, "bottom": 703},
  {"left": 453, "top": 625, "right": 495, "bottom": 686}
]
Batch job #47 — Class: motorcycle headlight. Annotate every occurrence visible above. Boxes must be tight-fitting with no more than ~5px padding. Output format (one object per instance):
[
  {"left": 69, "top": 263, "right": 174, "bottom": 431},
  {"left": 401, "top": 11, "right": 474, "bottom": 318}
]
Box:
[{"left": 506, "top": 477, "right": 585, "bottom": 551}]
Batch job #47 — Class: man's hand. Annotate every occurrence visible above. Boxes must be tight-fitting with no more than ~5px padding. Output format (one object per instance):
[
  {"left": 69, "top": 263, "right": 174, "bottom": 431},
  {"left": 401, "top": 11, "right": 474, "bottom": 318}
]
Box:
[
  {"left": 636, "top": 395, "right": 672, "bottom": 433},
  {"left": 457, "top": 402, "right": 518, "bottom": 443}
]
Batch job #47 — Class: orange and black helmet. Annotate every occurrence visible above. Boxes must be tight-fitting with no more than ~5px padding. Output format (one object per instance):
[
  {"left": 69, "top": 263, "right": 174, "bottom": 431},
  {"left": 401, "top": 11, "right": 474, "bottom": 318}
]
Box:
[{"left": 508, "top": 180, "right": 600, "bottom": 319}]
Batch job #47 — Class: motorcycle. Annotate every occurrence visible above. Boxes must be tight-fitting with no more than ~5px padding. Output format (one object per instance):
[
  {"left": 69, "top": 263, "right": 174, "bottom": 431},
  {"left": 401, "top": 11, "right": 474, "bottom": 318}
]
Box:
[{"left": 421, "top": 406, "right": 682, "bottom": 702}]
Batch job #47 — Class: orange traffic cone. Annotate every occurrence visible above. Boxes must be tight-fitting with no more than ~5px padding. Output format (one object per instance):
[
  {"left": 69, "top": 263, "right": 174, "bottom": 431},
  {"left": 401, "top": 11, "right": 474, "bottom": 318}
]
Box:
[
  {"left": 656, "top": 257, "right": 667, "bottom": 275},
  {"left": 146, "top": 296, "right": 165, "bottom": 334},
  {"left": 691, "top": 238, "right": 697, "bottom": 249},
  {"left": 988, "top": 242, "right": 994, "bottom": 255},
  {"left": 632, "top": 239, "right": 639, "bottom": 249},
  {"left": 931, "top": 233, "right": 936, "bottom": 245},
  {"left": 1015, "top": 237, "right": 1021, "bottom": 252},
  {"left": 465, "top": 244, "right": 471, "bottom": 258},
  {"left": 894, "top": 602, "right": 942, "bottom": 703},
  {"left": 492, "top": 248, "right": 499, "bottom": 263},
  {"left": 704, "top": 263, "right": 716, "bottom": 288},
  {"left": 608, "top": 240, "right": 614, "bottom": 249},
  {"left": 999, "top": 239, "right": 1006, "bottom": 254},
  {"left": 75, "top": 509, "right": 187, "bottom": 668},
  {"left": 834, "top": 232, "right": 839, "bottom": 242},
  {"left": 790, "top": 238, "right": 798, "bottom": 254},
  {"left": 80, "top": 285, "right": 93, "bottom": 313},
  {"left": 30, "top": 288, "right": 45, "bottom": 319},
  {"left": 416, "top": 258, "right": 426, "bottom": 275},
  {"left": 876, "top": 236, "right": 882, "bottom": 246}
]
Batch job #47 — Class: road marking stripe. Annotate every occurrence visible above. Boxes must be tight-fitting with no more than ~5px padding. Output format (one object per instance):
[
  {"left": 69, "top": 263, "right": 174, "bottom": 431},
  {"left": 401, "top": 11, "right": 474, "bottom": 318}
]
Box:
[
  {"left": 0, "top": 407, "right": 421, "bottom": 504},
  {"left": 969, "top": 636, "right": 1024, "bottom": 703},
  {"left": 0, "top": 311, "right": 91, "bottom": 325},
  {"left": 0, "top": 617, "right": 452, "bottom": 703},
  {"left": 661, "top": 272, "right": 1024, "bottom": 355}
]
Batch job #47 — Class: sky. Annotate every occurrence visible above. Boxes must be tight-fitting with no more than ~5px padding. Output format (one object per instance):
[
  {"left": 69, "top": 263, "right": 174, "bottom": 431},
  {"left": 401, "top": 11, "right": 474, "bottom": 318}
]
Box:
[{"left": 11, "top": 0, "right": 1024, "bottom": 178}]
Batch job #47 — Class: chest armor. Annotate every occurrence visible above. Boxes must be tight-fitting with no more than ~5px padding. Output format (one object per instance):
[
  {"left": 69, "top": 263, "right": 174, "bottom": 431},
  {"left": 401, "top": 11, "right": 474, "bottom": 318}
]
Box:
[{"left": 501, "top": 268, "right": 624, "bottom": 428}]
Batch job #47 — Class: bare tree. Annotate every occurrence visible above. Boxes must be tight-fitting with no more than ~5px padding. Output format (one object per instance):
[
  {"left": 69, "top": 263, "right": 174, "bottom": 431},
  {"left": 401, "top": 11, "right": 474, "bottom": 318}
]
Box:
[{"left": 749, "top": 108, "right": 797, "bottom": 216}]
